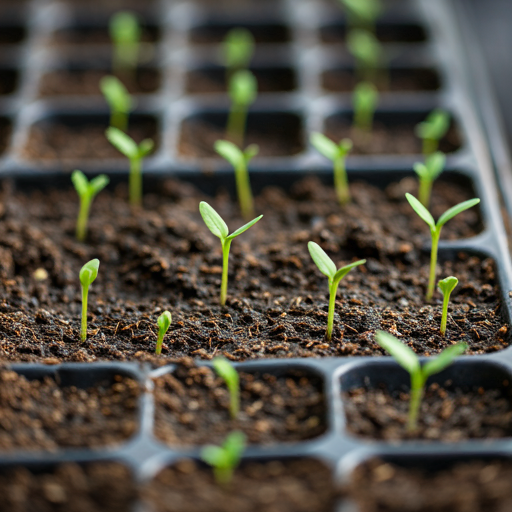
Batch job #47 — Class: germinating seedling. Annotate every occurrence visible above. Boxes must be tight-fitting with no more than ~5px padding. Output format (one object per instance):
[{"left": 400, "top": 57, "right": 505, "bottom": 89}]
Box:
[
  {"left": 413, "top": 151, "right": 446, "bottom": 208},
  {"left": 339, "top": 0, "right": 382, "bottom": 30},
  {"left": 213, "top": 357, "right": 240, "bottom": 419},
  {"left": 199, "top": 202, "right": 262, "bottom": 306},
  {"left": 353, "top": 81, "right": 379, "bottom": 133},
  {"left": 438, "top": 276, "right": 458, "bottom": 336},
  {"left": 110, "top": 11, "right": 141, "bottom": 77},
  {"left": 105, "top": 126, "right": 154, "bottom": 208},
  {"left": 405, "top": 193, "right": 480, "bottom": 301},
  {"left": 310, "top": 133, "right": 352, "bottom": 205},
  {"left": 71, "top": 170, "right": 110, "bottom": 242},
  {"left": 155, "top": 311, "right": 172, "bottom": 355},
  {"left": 415, "top": 109, "right": 450, "bottom": 155},
  {"left": 347, "top": 29, "right": 384, "bottom": 83},
  {"left": 308, "top": 241, "right": 366, "bottom": 341},
  {"left": 201, "top": 431, "right": 246, "bottom": 485},
  {"left": 227, "top": 69, "right": 257, "bottom": 147},
  {"left": 375, "top": 331, "right": 466, "bottom": 432},
  {"left": 79, "top": 259, "right": 99, "bottom": 342},
  {"left": 222, "top": 28, "right": 255, "bottom": 81},
  {"left": 100, "top": 75, "right": 134, "bottom": 133}
]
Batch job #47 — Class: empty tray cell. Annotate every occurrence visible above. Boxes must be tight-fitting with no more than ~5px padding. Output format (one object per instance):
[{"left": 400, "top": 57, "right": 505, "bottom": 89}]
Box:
[
  {"left": 0, "top": 69, "right": 19, "bottom": 95},
  {"left": 189, "top": 21, "right": 291, "bottom": 44},
  {"left": 0, "top": 25, "right": 26, "bottom": 45},
  {"left": 179, "top": 111, "right": 304, "bottom": 157},
  {"left": 0, "top": 116, "right": 12, "bottom": 156}
]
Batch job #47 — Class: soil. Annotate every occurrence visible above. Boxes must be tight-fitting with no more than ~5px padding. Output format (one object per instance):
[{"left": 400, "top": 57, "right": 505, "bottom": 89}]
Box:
[
  {"left": 153, "top": 358, "right": 326, "bottom": 446},
  {"left": 0, "top": 462, "right": 135, "bottom": 512},
  {"left": 189, "top": 24, "right": 291, "bottom": 45},
  {"left": 0, "top": 69, "right": 19, "bottom": 96},
  {"left": 0, "top": 118, "right": 11, "bottom": 156},
  {"left": 320, "top": 23, "right": 427, "bottom": 44},
  {"left": 348, "top": 458, "right": 512, "bottom": 512},
  {"left": 143, "top": 458, "right": 338, "bottom": 512},
  {"left": 0, "top": 369, "right": 140, "bottom": 450},
  {"left": 49, "top": 25, "right": 159, "bottom": 46},
  {"left": 0, "top": 27, "right": 25, "bottom": 45}
]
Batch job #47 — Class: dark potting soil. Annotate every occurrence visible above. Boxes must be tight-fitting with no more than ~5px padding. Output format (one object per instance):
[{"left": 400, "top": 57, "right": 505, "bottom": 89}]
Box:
[
  {"left": 153, "top": 358, "right": 326, "bottom": 446},
  {"left": 143, "top": 458, "right": 338, "bottom": 512},
  {"left": 189, "top": 24, "right": 291, "bottom": 45},
  {"left": 0, "top": 26, "right": 26, "bottom": 45},
  {"left": 320, "top": 22, "right": 428, "bottom": 44},
  {"left": 0, "top": 118, "right": 11, "bottom": 156},
  {"left": 0, "top": 69, "right": 19, "bottom": 96},
  {"left": 0, "top": 370, "right": 140, "bottom": 450},
  {"left": 348, "top": 458, "right": 512, "bottom": 512},
  {"left": 49, "top": 25, "right": 160, "bottom": 46}
]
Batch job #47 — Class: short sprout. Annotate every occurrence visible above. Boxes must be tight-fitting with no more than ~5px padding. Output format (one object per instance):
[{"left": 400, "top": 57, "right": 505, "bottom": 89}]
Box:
[
  {"left": 79, "top": 259, "right": 100, "bottom": 342},
  {"left": 109, "top": 11, "right": 141, "bottom": 76},
  {"left": 100, "top": 75, "right": 134, "bottom": 133},
  {"left": 340, "top": 0, "right": 382, "bottom": 30},
  {"left": 227, "top": 69, "right": 257, "bottom": 147},
  {"left": 222, "top": 28, "right": 255, "bottom": 80},
  {"left": 415, "top": 109, "right": 450, "bottom": 156},
  {"left": 213, "top": 357, "right": 240, "bottom": 419},
  {"left": 155, "top": 311, "right": 172, "bottom": 355},
  {"left": 347, "top": 29, "right": 383, "bottom": 82},
  {"left": 353, "top": 81, "right": 379, "bottom": 133},
  {"left": 413, "top": 151, "right": 446, "bottom": 208},
  {"left": 438, "top": 276, "right": 458, "bottom": 336}
]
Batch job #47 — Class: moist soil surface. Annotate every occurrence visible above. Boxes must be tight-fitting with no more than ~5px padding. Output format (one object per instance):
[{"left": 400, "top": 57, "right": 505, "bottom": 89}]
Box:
[
  {"left": 153, "top": 358, "right": 326, "bottom": 446},
  {"left": 0, "top": 175, "right": 506, "bottom": 363}
]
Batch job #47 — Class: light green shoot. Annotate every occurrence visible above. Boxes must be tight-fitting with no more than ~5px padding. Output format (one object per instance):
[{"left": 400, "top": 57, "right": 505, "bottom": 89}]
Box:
[
  {"left": 222, "top": 28, "right": 255, "bottom": 81},
  {"left": 199, "top": 202, "right": 262, "bottom": 306},
  {"left": 100, "top": 75, "right": 134, "bottom": 133},
  {"left": 405, "top": 193, "right": 480, "bottom": 302},
  {"left": 375, "top": 331, "right": 466, "bottom": 432},
  {"left": 105, "top": 127, "right": 154, "bottom": 208},
  {"left": 227, "top": 70, "right": 257, "bottom": 148},
  {"left": 109, "top": 11, "right": 141, "bottom": 77},
  {"left": 214, "top": 140, "right": 258, "bottom": 220},
  {"left": 353, "top": 81, "right": 379, "bottom": 133},
  {"left": 213, "top": 357, "right": 239, "bottom": 419},
  {"left": 415, "top": 109, "right": 450, "bottom": 156},
  {"left": 438, "top": 276, "right": 458, "bottom": 336},
  {"left": 71, "top": 170, "right": 110, "bottom": 243},
  {"left": 308, "top": 242, "right": 366, "bottom": 341},
  {"left": 413, "top": 151, "right": 446, "bottom": 208},
  {"left": 79, "top": 259, "right": 99, "bottom": 342},
  {"left": 310, "top": 133, "right": 352, "bottom": 205},
  {"left": 340, "top": 0, "right": 382, "bottom": 31},
  {"left": 201, "top": 431, "right": 246, "bottom": 486},
  {"left": 155, "top": 311, "right": 172, "bottom": 355},
  {"left": 347, "top": 29, "right": 383, "bottom": 82}
]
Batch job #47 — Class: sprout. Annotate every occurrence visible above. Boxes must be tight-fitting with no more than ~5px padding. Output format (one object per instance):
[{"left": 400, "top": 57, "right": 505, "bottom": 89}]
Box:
[
  {"left": 413, "top": 151, "right": 446, "bottom": 208},
  {"left": 375, "top": 331, "right": 466, "bottom": 432},
  {"left": 100, "top": 75, "right": 134, "bottom": 133},
  {"left": 213, "top": 357, "right": 239, "bottom": 419},
  {"left": 438, "top": 276, "right": 458, "bottom": 336},
  {"left": 109, "top": 11, "right": 141, "bottom": 77},
  {"left": 347, "top": 29, "right": 383, "bottom": 82},
  {"left": 105, "top": 126, "right": 154, "bottom": 208},
  {"left": 227, "top": 69, "right": 257, "bottom": 148},
  {"left": 155, "top": 311, "right": 172, "bottom": 355},
  {"left": 405, "top": 193, "right": 480, "bottom": 301},
  {"left": 79, "top": 259, "right": 99, "bottom": 342},
  {"left": 199, "top": 201, "right": 262, "bottom": 306},
  {"left": 352, "top": 81, "right": 379, "bottom": 133},
  {"left": 201, "top": 431, "right": 246, "bottom": 485},
  {"left": 310, "top": 133, "right": 352, "bottom": 205},
  {"left": 415, "top": 109, "right": 450, "bottom": 156},
  {"left": 339, "top": 0, "right": 382, "bottom": 30},
  {"left": 214, "top": 140, "right": 258, "bottom": 220},
  {"left": 308, "top": 241, "right": 366, "bottom": 341},
  {"left": 71, "top": 170, "right": 110, "bottom": 242},
  {"left": 222, "top": 28, "right": 255, "bottom": 81}
]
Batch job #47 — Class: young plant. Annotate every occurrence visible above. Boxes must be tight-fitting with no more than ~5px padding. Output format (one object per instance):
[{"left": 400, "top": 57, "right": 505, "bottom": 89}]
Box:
[
  {"left": 155, "top": 311, "right": 172, "bottom": 355},
  {"left": 222, "top": 28, "right": 255, "bottom": 81},
  {"left": 79, "top": 258, "right": 99, "bottom": 342},
  {"left": 405, "top": 193, "right": 480, "bottom": 301},
  {"left": 438, "top": 276, "right": 458, "bottom": 336},
  {"left": 375, "top": 331, "right": 466, "bottom": 432},
  {"left": 100, "top": 75, "right": 134, "bottom": 133},
  {"left": 71, "top": 170, "right": 110, "bottom": 242},
  {"left": 227, "top": 69, "right": 257, "bottom": 148},
  {"left": 308, "top": 241, "right": 366, "bottom": 341},
  {"left": 340, "top": 0, "right": 382, "bottom": 31},
  {"left": 415, "top": 109, "right": 450, "bottom": 155},
  {"left": 413, "top": 151, "right": 446, "bottom": 208},
  {"left": 199, "top": 202, "right": 262, "bottom": 306},
  {"left": 109, "top": 11, "right": 141, "bottom": 77},
  {"left": 201, "top": 431, "right": 246, "bottom": 485},
  {"left": 347, "top": 29, "right": 384, "bottom": 83},
  {"left": 105, "top": 126, "right": 154, "bottom": 208},
  {"left": 213, "top": 356, "right": 240, "bottom": 419},
  {"left": 310, "top": 133, "right": 353, "bottom": 205},
  {"left": 352, "top": 81, "right": 379, "bottom": 133}
]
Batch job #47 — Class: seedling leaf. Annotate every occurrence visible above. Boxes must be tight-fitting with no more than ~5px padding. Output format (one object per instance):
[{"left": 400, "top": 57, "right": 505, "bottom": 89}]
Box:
[
  {"left": 71, "top": 170, "right": 89, "bottom": 196},
  {"left": 438, "top": 276, "right": 458, "bottom": 296},
  {"left": 375, "top": 331, "right": 419, "bottom": 375},
  {"left": 213, "top": 356, "right": 239, "bottom": 419},
  {"left": 227, "top": 215, "right": 263, "bottom": 240},
  {"left": 199, "top": 201, "right": 229, "bottom": 240},
  {"left": 244, "top": 144, "right": 259, "bottom": 162},
  {"left": 106, "top": 126, "right": 138, "bottom": 158},
  {"left": 80, "top": 258, "right": 100, "bottom": 287},
  {"left": 405, "top": 193, "right": 435, "bottom": 230},
  {"left": 437, "top": 198, "right": 480, "bottom": 228},
  {"left": 229, "top": 70, "right": 257, "bottom": 107},
  {"left": 310, "top": 132, "right": 339, "bottom": 161},
  {"left": 214, "top": 140, "right": 243, "bottom": 168},
  {"left": 223, "top": 28, "right": 255, "bottom": 69},
  {"left": 139, "top": 138, "right": 154, "bottom": 156},
  {"left": 308, "top": 241, "right": 336, "bottom": 279},
  {"left": 90, "top": 175, "right": 110, "bottom": 195},
  {"left": 422, "top": 343, "right": 466, "bottom": 378},
  {"left": 333, "top": 259, "right": 366, "bottom": 282}
]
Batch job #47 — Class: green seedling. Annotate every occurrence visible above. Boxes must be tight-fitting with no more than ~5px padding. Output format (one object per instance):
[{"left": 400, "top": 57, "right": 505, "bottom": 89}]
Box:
[
  {"left": 213, "top": 357, "right": 240, "bottom": 419},
  {"left": 347, "top": 29, "right": 384, "bottom": 82},
  {"left": 201, "top": 431, "right": 246, "bottom": 486},
  {"left": 413, "top": 151, "right": 446, "bottom": 208},
  {"left": 222, "top": 28, "right": 255, "bottom": 81},
  {"left": 105, "top": 127, "right": 154, "bottom": 208},
  {"left": 353, "top": 81, "right": 379, "bottom": 133},
  {"left": 199, "top": 202, "right": 262, "bottom": 306},
  {"left": 375, "top": 331, "right": 466, "bottom": 432},
  {"left": 415, "top": 109, "right": 450, "bottom": 155},
  {"left": 308, "top": 241, "right": 366, "bottom": 341},
  {"left": 405, "top": 193, "right": 480, "bottom": 302},
  {"left": 71, "top": 170, "right": 110, "bottom": 242},
  {"left": 155, "top": 311, "right": 172, "bottom": 355},
  {"left": 339, "top": 0, "right": 382, "bottom": 30},
  {"left": 79, "top": 259, "right": 99, "bottom": 342},
  {"left": 438, "top": 276, "right": 458, "bottom": 336},
  {"left": 100, "top": 75, "right": 134, "bottom": 133},
  {"left": 310, "top": 133, "right": 352, "bottom": 205},
  {"left": 227, "top": 69, "right": 257, "bottom": 147},
  {"left": 214, "top": 140, "right": 258, "bottom": 220},
  {"left": 110, "top": 11, "right": 141, "bottom": 77}
]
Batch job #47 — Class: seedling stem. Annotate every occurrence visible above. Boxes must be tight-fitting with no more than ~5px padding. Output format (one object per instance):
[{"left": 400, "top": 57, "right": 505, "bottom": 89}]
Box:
[
  {"left": 415, "top": 109, "right": 450, "bottom": 156},
  {"left": 79, "top": 259, "right": 99, "bottom": 342},
  {"left": 213, "top": 357, "right": 240, "bottom": 419},
  {"left": 110, "top": 11, "right": 141, "bottom": 78},
  {"left": 414, "top": 151, "right": 446, "bottom": 208},
  {"left": 100, "top": 75, "right": 134, "bottom": 133},
  {"left": 438, "top": 276, "right": 458, "bottom": 335},
  {"left": 155, "top": 311, "right": 172, "bottom": 355},
  {"left": 227, "top": 70, "right": 257, "bottom": 147}
]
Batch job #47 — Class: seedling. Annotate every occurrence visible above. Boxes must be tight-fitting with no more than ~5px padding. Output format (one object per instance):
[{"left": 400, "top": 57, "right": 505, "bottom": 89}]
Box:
[
  {"left": 155, "top": 311, "right": 172, "bottom": 355},
  {"left": 71, "top": 170, "right": 110, "bottom": 242},
  {"left": 438, "top": 276, "right": 458, "bottom": 336},
  {"left": 105, "top": 127, "right": 154, "bottom": 208},
  {"left": 308, "top": 241, "right": 366, "bottom": 341},
  {"left": 375, "top": 331, "right": 466, "bottom": 432},
  {"left": 222, "top": 28, "right": 255, "bottom": 81},
  {"left": 347, "top": 29, "right": 384, "bottom": 83},
  {"left": 199, "top": 202, "right": 262, "bottom": 306},
  {"left": 213, "top": 357, "right": 240, "bottom": 419},
  {"left": 100, "top": 75, "right": 134, "bottom": 133},
  {"left": 310, "top": 133, "right": 353, "bottom": 205},
  {"left": 201, "top": 431, "right": 246, "bottom": 485},
  {"left": 109, "top": 11, "right": 141, "bottom": 77},
  {"left": 415, "top": 109, "right": 450, "bottom": 155},
  {"left": 227, "top": 69, "right": 257, "bottom": 147},
  {"left": 352, "top": 81, "right": 379, "bottom": 133},
  {"left": 339, "top": 0, "right": 382, "bottom": 31},
  {"left": 79, "top": 259, "right": 99, "bottom": 342},
  {"left": 405, "top": 193, "right": 480, "bottom": 301},
  {"left": 413, "top": 151, "right": 446, "bottom": 208},
  {"left": 214, "top": 140, "right": 258, "bottom": 220}
]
